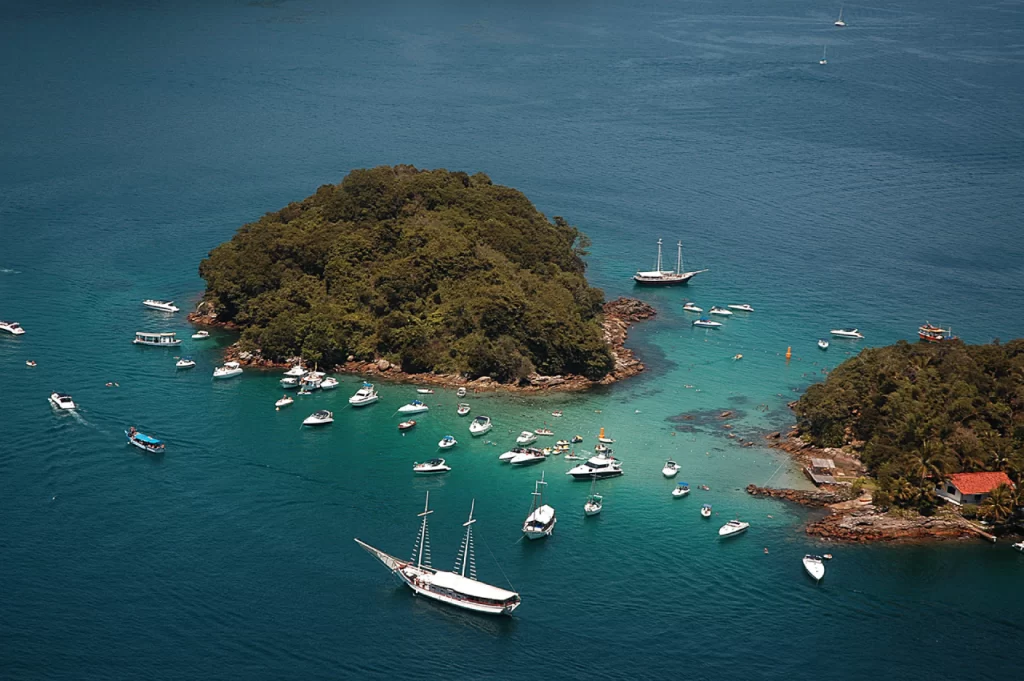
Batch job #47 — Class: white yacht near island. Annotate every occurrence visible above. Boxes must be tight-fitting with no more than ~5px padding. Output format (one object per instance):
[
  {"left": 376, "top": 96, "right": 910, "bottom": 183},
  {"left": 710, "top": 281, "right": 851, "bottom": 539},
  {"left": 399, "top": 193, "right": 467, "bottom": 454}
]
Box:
[
  {"left": 567, "top": 453, "right": 623, "bottom": 480},
  {"left": 213, "top": 361, "right": 243, "bottom": 379},
  {"left": 522, "top": 473, "right": 556, "bottom": 540},
  {"left": 142, "top": 299, "right": 179, "bottom": 313},
  {"left": 719, "top": 520, "right": 750, "bottom": 538},
  {"left": 0, "top": 320, "right": 26, "bottom": 335},
  {"left": 349, "top": 382, "right": 379, "bottom": 406},
  {"left": 633, "top": 238, "right": 707, "bottom": 286},
  {"left": 398, "top": 400, "right": 429, "bottom": 414},
  {"left": 133, "top": 331, "right": 181, "bottom": 347},
  {"left": 831, "top": 328, "right": 864, "bottom": 339}
]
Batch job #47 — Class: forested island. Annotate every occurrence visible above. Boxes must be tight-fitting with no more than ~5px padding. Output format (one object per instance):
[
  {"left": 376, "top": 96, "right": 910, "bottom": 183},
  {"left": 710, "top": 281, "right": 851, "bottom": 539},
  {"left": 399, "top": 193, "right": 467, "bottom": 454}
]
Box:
[{"left": 193, "top": 165, "right": 652, "bottom": 387}]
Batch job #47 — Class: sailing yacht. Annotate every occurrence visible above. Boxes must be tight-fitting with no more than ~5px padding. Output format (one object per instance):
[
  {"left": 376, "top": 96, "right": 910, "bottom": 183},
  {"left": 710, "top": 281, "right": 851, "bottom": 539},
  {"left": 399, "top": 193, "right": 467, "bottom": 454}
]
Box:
[
  {"left": 355, "top": 494, "right": 522, "bottom": 615},
  {"left": 834, "top": 6, "right": 846, "bottom": 27},
  {"left": 819, "top": 46, "right": 828, "bottom": 65},
  {"left": 633, "top": 239, "right": 708, "bottom": 286},
  {"left": 584, "top": 476, "right": 603, "bottom": 516},
  {"left": 522, "top": 473, "right": 556, "bottom": 540}
]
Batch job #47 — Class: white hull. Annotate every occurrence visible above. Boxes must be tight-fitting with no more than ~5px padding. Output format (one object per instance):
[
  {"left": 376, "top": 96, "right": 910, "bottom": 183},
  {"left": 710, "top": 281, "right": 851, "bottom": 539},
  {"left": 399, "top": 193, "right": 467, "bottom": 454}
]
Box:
[
  {"left": 398, "top": 405, "right": 429, "bottom": 414},
  {"left": 49, "top": 394, "right": 77, "bottom": 410},
  {"left": 414, "top": 467, "right": 451, "bottom": 475},
  {"left": 727, "top": 305, "right": 754, "bottom": 312},
  {"left": 719, "top": 521, "right": 750, "bottom": 538},
  {"left": 142, "top": 300, "right": 179, "bottom": 313},
  {"left": 701, "top": 509, "right": 712, "bottom": 518},
  {"left": 803, "top": 558, "right": 825, "bottom": 581},
  {"left": 191, "top": 332, "right": 209, "bottom": 340},
  {"left": 0, "top": 322, "right": 26, "bottom": 335},
  {"left": 469, "top": 420, "right": 492, "bottom": 436},
  {"left": 523, "top": 516, "right": 556, "bottom": 539},
  {"left": 662, "top": 466, "right": 679, "bottom": 478},
  {"left": 672, "top": 488, "right": 690, "bottom": 498},
  {"left": 584, "top": 504, "right": 602, "bottom": 516},
  {"left": 509, "top": 453, "right": 546, "bottom": 466},
  {"left": 275, "top": 398, "right": 294, "bottom": 408},
  {"left": 830, "top": 329, "right": 863, "bottom": 339},
  {"left": 213, "top": 368, "right": 243, "bottom": 379},
  {"left": 349, "top": 396, "right": 378, "bottom": 406},
  {"left": 176, "top": 360, "right": 196, "bottom": 369}
]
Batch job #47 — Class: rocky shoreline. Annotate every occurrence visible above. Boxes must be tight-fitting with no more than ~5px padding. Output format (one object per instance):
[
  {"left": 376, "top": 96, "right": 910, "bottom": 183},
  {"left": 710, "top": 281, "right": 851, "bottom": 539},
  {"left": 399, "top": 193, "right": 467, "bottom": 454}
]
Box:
[{"left": 189, "top": 296, "right": 656, "bottom": 394}]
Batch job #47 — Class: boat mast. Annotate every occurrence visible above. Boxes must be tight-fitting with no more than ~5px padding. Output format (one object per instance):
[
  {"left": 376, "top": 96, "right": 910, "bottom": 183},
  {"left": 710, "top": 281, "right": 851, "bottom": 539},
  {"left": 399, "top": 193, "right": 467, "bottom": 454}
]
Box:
[
  {"left": 454, "top": 499, "right": 478, "bottom": 580},
  {"left": 656, "top": 238, "right": 664, "bottom": 272},
  {"left": 532, "top": 472, "right": 547, "bottom": 511},
  {"left": 412, "top": 492, "right": 433, "bottom": 569},
  {"left": 676, "top": 240, "right": 683, "bottom": 275}
]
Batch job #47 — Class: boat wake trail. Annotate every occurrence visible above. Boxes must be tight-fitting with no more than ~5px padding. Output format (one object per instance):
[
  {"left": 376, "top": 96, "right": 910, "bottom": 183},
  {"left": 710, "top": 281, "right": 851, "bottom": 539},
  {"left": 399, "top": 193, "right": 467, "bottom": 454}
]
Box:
[{"left": 0, "top": 267, "right": 18, "bottom": 274}]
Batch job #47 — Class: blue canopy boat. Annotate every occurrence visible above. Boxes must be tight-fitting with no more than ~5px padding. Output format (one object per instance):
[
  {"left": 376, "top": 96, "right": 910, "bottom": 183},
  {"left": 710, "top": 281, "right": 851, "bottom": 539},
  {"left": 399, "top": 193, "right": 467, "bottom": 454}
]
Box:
[{"left": 125, "top": 427, "right": 165, "bottom": 453}]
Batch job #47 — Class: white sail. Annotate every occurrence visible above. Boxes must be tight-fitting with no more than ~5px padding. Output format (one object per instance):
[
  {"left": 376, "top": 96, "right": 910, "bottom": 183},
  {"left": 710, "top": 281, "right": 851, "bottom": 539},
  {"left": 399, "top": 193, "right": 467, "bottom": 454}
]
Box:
[{"left": 354, "top": 539, "right": 405, "bottom": 572}]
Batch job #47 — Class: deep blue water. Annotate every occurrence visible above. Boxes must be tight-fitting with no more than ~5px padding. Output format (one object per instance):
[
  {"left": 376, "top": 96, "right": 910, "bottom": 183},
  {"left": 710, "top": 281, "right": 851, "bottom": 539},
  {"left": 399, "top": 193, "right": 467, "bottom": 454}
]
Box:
[{"left": 2, "top": 1, "right": 1023, "bottom": 679}]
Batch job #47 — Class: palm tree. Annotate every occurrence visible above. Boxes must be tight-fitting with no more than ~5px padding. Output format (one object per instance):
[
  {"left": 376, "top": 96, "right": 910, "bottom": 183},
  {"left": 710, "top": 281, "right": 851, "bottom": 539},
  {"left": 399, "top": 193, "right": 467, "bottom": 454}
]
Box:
[{"left": 979, "top": 484, "right": 1015, "bottom": 525}]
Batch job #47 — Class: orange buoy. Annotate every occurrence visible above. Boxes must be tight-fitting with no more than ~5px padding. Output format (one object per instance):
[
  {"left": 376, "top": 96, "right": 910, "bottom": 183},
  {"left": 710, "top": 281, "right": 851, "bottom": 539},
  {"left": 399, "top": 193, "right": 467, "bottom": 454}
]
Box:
[{"left": 785, "top": 346, "right": 792, "bottom": 360}]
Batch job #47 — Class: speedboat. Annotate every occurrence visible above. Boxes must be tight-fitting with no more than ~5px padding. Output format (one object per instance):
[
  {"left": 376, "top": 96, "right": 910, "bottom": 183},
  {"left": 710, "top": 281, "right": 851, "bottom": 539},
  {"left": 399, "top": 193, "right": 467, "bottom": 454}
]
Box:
[
  {"left": 570, "top": 435, "right": 583, "bottom": 444},
  {"left": 499, "top": 447, "right": 535, "bottom": 462},
  {"left": 133, "top": 331, "right": 181, "bottom": 346},
  {"left": 693, "top": 318, "right": 722, "bottom": 328},
  {"left": 438, "top": 435, "right": 458, "bottom": 449},
  {"left": 275, "top": 396, "right": 294, "bottom": 409},
  {"left": 534, "top": 428, "right": 554, "bottom": 436},
  {"left": 509, "top": 449, "right": 547, "bottom": 466},
  {"left": 349, "top": 382, "right": 379, "bottom": 407},
  {"left": 701, "top": 503, "right": 712, "bottom": 518},
  {"left": 671, "top": 482, "right": 690, "bottom": 498},
  {"left": 803, "top": 555, "right": 826, "bottom": 581},
  {"left": 284, "top": 364, "right": 307, "bottom": 377},
  {"left": 416, "top": 388, "right": 434, "bottom": 395},
  {"left": 398, "top": 420, "right": 417, "bottom": 431},
  {"left": 662, "top": 460, "right": 680, "bottom": 478},
  {"left": 709, "top": 306, "right": 732, "bottom": 316},
  {"left": 718, "top": 520, "right": 750, "bottom": 538},
  {"left": 191, "top": 330, "right": 210, "bottom": 340},
  {"left": 818, "top": 339, "right": 829, "bottom": 350},
  {"left": 303, "top": 410, "right": 334, "bottom": 426},
  {"left": 522, "top": 474, "right": 556, "bottom": 540},
  {"left": 469, "top": 415, "right": 492, "bottom": 436},
  {"left": 320, "top": 377, "right": 339, "bottom": 390},
  {"left": 830, "top": 328, "right": 864, "bottom": 339},
  {"left": 413, "top": 458, "right": 451, "bottom": 475},
  {"left": 564, "top": 451, "right": 586, "bottom": 461},
  {"left": 125, "top": 427, "right": 165, "bottom": 453},
  {"left": 280, "top": 377, "right": 300, "bottom": 389},
  {"left": 584, "top": 477, "right": 602, "bottom": 516},
  {"left": 516, "top": 430, "right": 538, "bottom": 445},
  {"left": 683, "top": 302, "right": 703, "bottom": 313},
  {"left": 727, "top": 304, "right": 754, "bottom": 312},
  {"left": 49, "top": 392, "right": 76, "bottom": 410},
  {"left": 1012, "top": 541, "right": 1024, "bottom": 552},
  {"left": 213, "top": 361, "right": 243, "bottom": 379},
  {"left": 456, "top": 387, "right": 467, "bottom": 398},
  {"left": 457, "top": 403, "right": 471, "bottom": 416},
  {"left": 175, "top": 357, "right": 196, "bottom": 369},
  {"left": 567, "top": 453, "right": 623, "bottom": 480},
  {"left": 0, "top": 320, "right": 26, "bottom": 335},
  {"left": 142, "top": 299, "right": 179, "bottom": 313},
  {"left": 551, "top": 410, "right": 563, "bottom": 418},
  {"left": 398, "top": 400, "right": 429, "bottom": 414}
]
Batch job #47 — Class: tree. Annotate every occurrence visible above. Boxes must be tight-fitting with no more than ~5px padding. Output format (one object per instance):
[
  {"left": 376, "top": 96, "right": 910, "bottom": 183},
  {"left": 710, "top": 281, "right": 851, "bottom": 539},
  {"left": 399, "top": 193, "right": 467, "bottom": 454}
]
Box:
[{"left": 979, "top": 484, "right": 1015, "bottom": 525}]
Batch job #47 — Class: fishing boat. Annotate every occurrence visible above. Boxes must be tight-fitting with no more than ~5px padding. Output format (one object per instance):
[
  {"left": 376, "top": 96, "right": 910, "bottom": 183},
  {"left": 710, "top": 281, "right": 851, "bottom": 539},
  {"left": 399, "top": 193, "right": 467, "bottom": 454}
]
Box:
[
  {"left": 567, "top": 453, "right": 623, "bottom": 480},
  {"left": 413, "top": 458, "right": 451, "bottom": 475},
  {"left": 516, "top": 430, "right": 538, "bottom": 446},
  {"left": 683, "top": 302, "right": 703, "bottom": 313},
  {"left": 49, "top": 392, "right": 76, "bottom": 410},
  {"left": 584, "top": 476, "right": 603, "bottom": 516},
  {"left": 834, "top": 5, "right": 846, "bottom": 27},
  {"left": 457, "top": 403, "right": 471, "bottom": 416},
  {"left": 348, "top": 382, "right": 379, "bottom": 407},
  {"left": 709, "top": 306, "right": 733, "bottom": 316},
  {"left": 457, "top": 387, "right": 467, "bottom": 398},
  {"left": 662, "top": 460, "right": 680, "bottom": 478},
  {"left": 522, "top": 473, "right": 556, "bottom": 540},
  {"left": 0, "top": 320, "right": 26, "bottom": 335},
  {"left": 191, "top": 330, "right": 210, "bottom": 340},
  {"left": 469, "top": 415, "right": 492, "bottom": 436},
  {"left": 398, "top": 400, "right": 429, "bottom": 414},
  {"left": 280, "top": 377, "right": 300, "bottom": 389},
  {"left": 598, "top": 428, "right": 615, "bottom": 444},
  {"left": 213, "top": 361, "right": 243, "bottom": 379},
  {"left": 125, "top": 426, "right": 165, "bottom": 453},
  {"left": 132, "top": 331, "right": 181, "bottom": 347},
  {"left": 570, "top": 435, "right": 584, "bottom": 444},
  {"left": 701, "top": 503, "right": 712, "bottom": 518},
  {"left": 671, "top": 482, "right": 690, "bottom": 498},
  {"left": 320, "top": 377, "right": 339, "bottom": 390},
  {"left": 693, "top": 319, "right": 722, "bottom": 328},
  {"left": 398, "top": 420, "right": 417, "bottom": 431},
  {"left": 551, "top": 411, "right": 563, "bottom": 418},
  {"left": 175, "top": 357, "right": 196, "bottom": 369},
  {"left": 819, "top": 45, "right": 828, "bottom": 65},
  {"left": 918, "top": 322, "right": 957, "bottom": 343},
  {"left": 509, "top": 449, "right": 547, "bottom": 466},
  {"left": 438, "top": 435, "right": 457, "bottom": 449},
  {"left": 830, "top": 328, "right": 863, "bottom": 339},
  {"left": 818, "top": 339, "right": 829, "bottom": 350},
  {"left": 803, "top": 555, "right": 826, "bottom": 581},
  {"left": 416, "top": 388, "right": 434, "bottom": 395},
  {"left": 727, "top": 304, "right": 754, "bottom": 312},
  {"left": 633, "top": 238, "right": 707, "bottom": 286},
  {"left": 718, "top": 519, "right": 750, "bottom": 538},
  {"left": 302, "top": 410, "right": 334, "bottom": 426},
  {"left": 275, "top": 396, "right": 294, "bottom": 409},
  {"left": 534, "top": 427, "right": 554, "bottom": 437},
  {"left": 142, "top": 299, "right": 179, "bottom": 313},
  {"left": 354, "top": 494, "right": 522, "bottom": 615}
]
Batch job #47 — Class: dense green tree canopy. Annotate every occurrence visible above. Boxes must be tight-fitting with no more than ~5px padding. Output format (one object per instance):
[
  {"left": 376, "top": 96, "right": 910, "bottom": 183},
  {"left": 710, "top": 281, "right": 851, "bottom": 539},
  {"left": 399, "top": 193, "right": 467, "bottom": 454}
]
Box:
[{"left": 198, "top": 165, "right": 613, "bottom": 382}]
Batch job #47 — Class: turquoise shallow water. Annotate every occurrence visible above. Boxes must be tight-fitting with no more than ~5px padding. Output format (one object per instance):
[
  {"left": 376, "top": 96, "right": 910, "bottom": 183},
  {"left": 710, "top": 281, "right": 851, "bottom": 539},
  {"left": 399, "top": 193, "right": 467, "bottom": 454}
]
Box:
[{"left": 2, "top": 1, "right": 1024, "bottom": 679}]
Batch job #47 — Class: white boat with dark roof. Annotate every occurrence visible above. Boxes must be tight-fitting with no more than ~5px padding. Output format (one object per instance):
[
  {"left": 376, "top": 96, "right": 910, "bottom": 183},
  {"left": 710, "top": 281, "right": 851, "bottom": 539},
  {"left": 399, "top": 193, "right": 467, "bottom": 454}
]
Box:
[
  {"left": 398, "top": 399, "right": 429, "bottom": 414},
  {"left": 803, "top": 554, "right": 826, "bottom": 581},
  {"left": 349, "top": 382, "right": 379, "bottom": 406},
  {"left": 1, "top": 321, "right": 26, "bottom": 335},
  {"left": 469, "top": 415, "right": 492, "bottom": 436},
  {"left": 355, "top": 494, "right": 522, "bottom": 616},
  {"left": 175, "top": 356, "right": 196, "bottom": 369},
  {"left": 413, "top": 458, "right": 451, "bottom": 475},
  {"left": 133, "top": 331, "right": 181, "bottom": 347},
  {"left": 709, "top": 306, "right": 732, "bottom": 316},
  {"left": 49, "top": 392, "right": 77, "bottom": 410},
  {"left": 693, "top": 318, "right": 722, "bottom": 328},
  {"left": 633, "top": 238, "right": 707, "bottom": 286},
  {"left": 522, "top": 473, "right": 556, "bottom": 540},
  {"left": 303, "top": 410, "right": 334, "bottom": 426},
  {"left": 719, "top": 519, "right": 750, "bottom": 538},
  {"left": 213, "top": 361, "right": 243, "bottom": 379},
  {"left": 567, "top": 453, "right": 623, "bottom": 480},
  {"left": 662, "top": 460, "right": 680, "bottom": 478},
  {"left": 516, "top": 430, "right": 538, "bottom": 446},
  {"left": 142, "top": 299, "right": 179, "bottom": 313}
]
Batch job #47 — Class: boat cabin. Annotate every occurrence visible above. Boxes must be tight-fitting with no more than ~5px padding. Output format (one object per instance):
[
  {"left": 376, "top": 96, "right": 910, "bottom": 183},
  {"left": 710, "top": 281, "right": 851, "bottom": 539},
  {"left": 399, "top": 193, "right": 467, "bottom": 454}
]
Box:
[
  {"left": 936, "top": 472, "right": 1014, "bottom": 506},
  {"left": 133, "top": 331, "right": 180, "bottom": 346}
]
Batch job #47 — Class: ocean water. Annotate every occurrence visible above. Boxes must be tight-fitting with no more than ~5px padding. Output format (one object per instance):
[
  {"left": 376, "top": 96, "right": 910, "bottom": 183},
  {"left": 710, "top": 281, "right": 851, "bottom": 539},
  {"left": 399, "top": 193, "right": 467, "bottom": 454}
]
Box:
[{"left": 2, "top": 1, "right": 1023, "bottom": 679}]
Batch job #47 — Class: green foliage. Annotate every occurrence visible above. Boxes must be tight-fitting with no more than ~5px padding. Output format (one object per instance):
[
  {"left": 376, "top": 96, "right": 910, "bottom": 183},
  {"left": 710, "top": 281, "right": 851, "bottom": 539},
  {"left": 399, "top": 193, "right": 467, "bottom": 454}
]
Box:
[
  {"left": 198, "top": 165, "right": 613, "bottom": 382},
  {"left": 795, "top": 339, "right": 1024, "bottom": 511},
  {"left": 979, "top": 484, "right": 1015, "bottom": 525}
]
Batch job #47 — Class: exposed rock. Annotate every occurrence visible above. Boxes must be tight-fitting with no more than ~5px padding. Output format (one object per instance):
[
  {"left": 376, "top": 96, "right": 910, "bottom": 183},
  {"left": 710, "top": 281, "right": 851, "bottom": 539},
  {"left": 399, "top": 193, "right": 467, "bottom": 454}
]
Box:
[
  {"left": 806, "top": 509, "right": 978, "bottom": 543},
  {"left": 376, "top": 359, "right": 391, "bottom": 371},
  {"left": 746, "top": 484, "right": 853, "bottom": 507}
]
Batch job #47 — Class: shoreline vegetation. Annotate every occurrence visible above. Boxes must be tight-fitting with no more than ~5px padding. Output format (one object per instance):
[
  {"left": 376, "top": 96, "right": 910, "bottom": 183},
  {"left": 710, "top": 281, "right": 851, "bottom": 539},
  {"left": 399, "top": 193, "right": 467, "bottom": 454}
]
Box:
[{"left": 190, "top": 165, "right": 657, "bottom": 392}]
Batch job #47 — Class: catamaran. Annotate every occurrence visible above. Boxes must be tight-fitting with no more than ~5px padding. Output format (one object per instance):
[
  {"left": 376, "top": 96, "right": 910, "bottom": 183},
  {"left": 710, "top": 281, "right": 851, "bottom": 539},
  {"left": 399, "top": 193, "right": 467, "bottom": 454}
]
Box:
[
  {"left": 522, "top": 473, "right": 556, "bottom": 540},
  {"left": 142, "top": 299, "right": 179, "bottom": 313},
  {"left": 355, "top": 494, "right": 522, "bottom": 615},
  {"left": 633, "top": 238, "right": 707, "bottom": 286},
  {"left": 133, "top": 331, "right": 181, "bottom": 347}
]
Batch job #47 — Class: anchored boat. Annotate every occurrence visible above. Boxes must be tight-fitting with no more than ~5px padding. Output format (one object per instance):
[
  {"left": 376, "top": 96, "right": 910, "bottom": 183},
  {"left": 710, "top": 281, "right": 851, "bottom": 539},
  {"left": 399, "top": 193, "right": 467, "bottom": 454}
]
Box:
[
  {"left": 522, "top": 473, "right": 556, "bottom": 540},
  {"left": 413, "top": 458, "right": 450, "bottom": 475},
  {"left": 469, "top": 415, "right": 492, "bottom": 436},
  {"left": 662, "top": 460, "right": 680, "bottom": 478},
  {"left": 0, "top": 320, "right": 26, "bottom": 335},
  {"left": 132, "top": 331, "right": 181, "bottom": 347},
  {"left": 633, "top": 238, "right": 707, "bottom": 286},
  {"left": 718, "top": 519, "right": 749, "bottom": 538},
  {"left": 584, "top": 476, "right": 603, "bottom": 516},
  {"left": 803, "top": 555, "right": 826, "bottom": 581},
  {"left": 398, "top": 400, "right": 429, "bottom": 414},
  {"left": 142, "top": 299, "right": 179, "bottom": 313},
  {"left": 349, "top": 382, "right": 379, "bottom": 407},
  {"left": 125, "top": 426, "right": 165, "bottom": 453},
  {"left": 567, "top": 453, "right": 623, "bottom": 480}
]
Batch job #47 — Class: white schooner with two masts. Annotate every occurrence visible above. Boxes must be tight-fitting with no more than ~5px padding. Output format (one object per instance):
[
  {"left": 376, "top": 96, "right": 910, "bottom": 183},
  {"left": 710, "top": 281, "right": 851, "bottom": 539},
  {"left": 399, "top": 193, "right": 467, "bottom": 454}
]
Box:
[{"left": 355, "top": 493, "right": 522, "bottom": 616}]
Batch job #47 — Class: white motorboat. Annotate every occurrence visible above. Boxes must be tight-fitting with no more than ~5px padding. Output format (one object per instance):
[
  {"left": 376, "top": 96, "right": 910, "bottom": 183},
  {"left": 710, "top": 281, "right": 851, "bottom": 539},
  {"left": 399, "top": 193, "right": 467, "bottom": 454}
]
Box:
[
  {"left": 584, "top": 476, "right": 603, "bottom": 516},
  {"left": 551, "top": 410, "right": 563, "bottom": 418},
  {"left": 133, "top": 331, "right": 181, "bottom": 346},
  {"left": 534, "top": 428, "right": 554, "bottom": 436},
  {"left": 693, "top": 318, "right": 722, "bottom": 328},
  {"left": 516, "top": 430, "right": 538, "bottom": 446},
  {"left": 457, "top": 387, "right": 467, "bottom": 398},
  {"left": 509, "top": 449, "right": 547, "bottom": 466},
  {"left": 284, "top": 364, "right": 307, "bottom": 377},
  {"left": 416, "top": 388, "right": 435, "bottom": 395},
  {"left": 522, "top": 473, "right": 556, "bottom": 540},
  {"left": 142, "top": 299, "right": 179, "bottom": 313},
  {"left": 683, "top": 302, "right": 703, "bottom": 313},
  {"left": 300, "top": 371, "right": 325, "bottom": 390},
  {"left": 718, "top": 519, "right": 750, "bottom": 538},
  {"left": 398, "top": 400, "right": 429, "bottom": 414},
  {"left": 349, "top": 382, "right": 379, "bottom": 406},
  {"left": 727, "top": 304, "right": 754, "bottom": 312},
  {"left": 701, "top": 503, "right": 712, "bottom": 518},
  {"left": 191, "top": 330, "right": 210, "bottom": 340},
  {"left": 303, "top": 410, "right": 334, "bottom": 426},
  {"left": 469, "top": 415, "right": 492, "bottom": 436},
  {"left": 280, "top": 376, "right": 300, "bottom": 389},
  {"left": 803, "top": 555, "right": 826, "bottom": 581},
  {"left": 438, "top": 435, "right": 458, "bottom": 450},
  {"left": 567, "top": 453, "right": 623, "bottom": 480},
  {"left": 818, "top": 339, "right": 829, "bottom": 350},
  {"left": 355, "top": 494, "right": 522, "bottom": 616},
  {"left": 213, "top": 361, "right": 243, "bottom": 379},
  {"left": 499, "top": 447, "right": 537, "bottom": 463},
  {"left": 633, "top": 238, "right": 708, "bottom": 286},
  {"left": 1012, "top": 541, "right": 1024, "bottom": 552},
  {"left": 49, "top": 392, "right": 76, "bottom": 410},
  {"left": 709, "top": 306, "right": 733, "bottom": 316},
  {"left": 0, "top": 320, "right": 26, "bottom": 335},
  {"left": 457, "top": 403, "right": 471, "bottom": 416},
  {"left": 672, "top": 482, "right": 691, "bottom": 498},
  {"left": 175, "top": 357, "right": 196, "bottom": 369},
  {"left": 830, "top": 328, "right": 864, "bottom": 339},
  {"left": 275, "top": 396, "right": 294, "bottom": 409},
  {"left": 819, "top": 45, "right": 828, "bottom": 65},
  {"left": 834, "top": 5, "right": 845, "bottom": 27},
  {"left": 320, "top": 377, "right": 339, "bottom": 390},
  {"left": 662, "top": 460, "right": 680, "bottom": 478},
  {"left": 398, "top": 420, "right": 417, "bottom": 431},
  {"left": 413, "top": 458, "right": 451, "bottom": 475},
  {"left": 125, "top": 427, "right": 165, "bottom": 453}
]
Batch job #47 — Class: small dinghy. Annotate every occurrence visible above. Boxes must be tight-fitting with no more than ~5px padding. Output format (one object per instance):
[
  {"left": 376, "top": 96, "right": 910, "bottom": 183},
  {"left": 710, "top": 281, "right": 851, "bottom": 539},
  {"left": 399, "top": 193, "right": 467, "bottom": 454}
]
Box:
[
  {"left": 457, "top": 403, "right": 471, "bottom": 416},
  {"left": 818, "top": 339, "right": 830, "bottom": 350},
  {"left": 803, "top": 555, "right": 826, "bottom": 582},
  {"left": 176, "top": 357, "right": 196, "bottom": 369},
  {"left": 727, "top": 304, "right": 754, "bottom": 312},
  {"left": 709, "top": 306, "right": 733, "bottom": 316},
  {"left": 718, "top": 519, "right": 749, "bottom": 538},
  {"left": 26, "top": 360, "right": 37, "bottom": 367},
  {"left": 320, "top": 377, "right": 339, "bottom": 390},
  {"left": 551, "top": 410, "right": 563, "bottom": 418},
  {"left": 564, "top": 451, "right": 586, "bottom": 461},
  {"left": 303, "top": 410, "right": 334, "bottom": 426},
  {"left": 701, "top": 503, "right": 712, "bottom": 518},
  {"left": 275, "top": 396, "right": 294, "bottom": 409},
  {"left": 516, "top": 430, "right": 538, "bottom": 446},
  {"left": 662, "top": 460, "right": 680, "bottom": 478},
  {"left": 570, "top": 435, "right": 584, "bottom": 444},
  {"left": 683, "top": 302, "right": 703, "bottom": 313},
  {"left": 693, "top": 318, "right": 722, "bottom": 328},
  {"left": 456, "top": 387, "right": 467, "bottom": 398},
  {"left": 397, "top": 400, "right": 429, "bottom": 414},
  {"left": 398, "top": 420, "right": 417, "bottom": 431},
  {"left": 413, "top": 458, "right": 451, "bottom": 475},
  {"left": 438, "top": 435, "right": 457, "bottom": 449},
  {"left": 191, "top": 330, "right": 210, "bottom": 340},
  {"left": 534, "top": 427, "right": 554, "bottom": 436},
  {"left": 416, "top": 388, "right": 434, "bottom": 395},
  {"left": 671, "top": 482, "right": 690, "bottom": 498},
  {"left": 469, "top": 415, "right": 492, "bottom": 436}
]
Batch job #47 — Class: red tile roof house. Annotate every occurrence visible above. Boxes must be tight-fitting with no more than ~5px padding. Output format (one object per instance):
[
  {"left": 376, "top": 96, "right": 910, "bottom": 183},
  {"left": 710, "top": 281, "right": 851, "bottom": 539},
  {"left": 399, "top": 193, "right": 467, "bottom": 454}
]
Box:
[{"left": 935, "top": 472, "right": 1015, "bottom": 506}]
